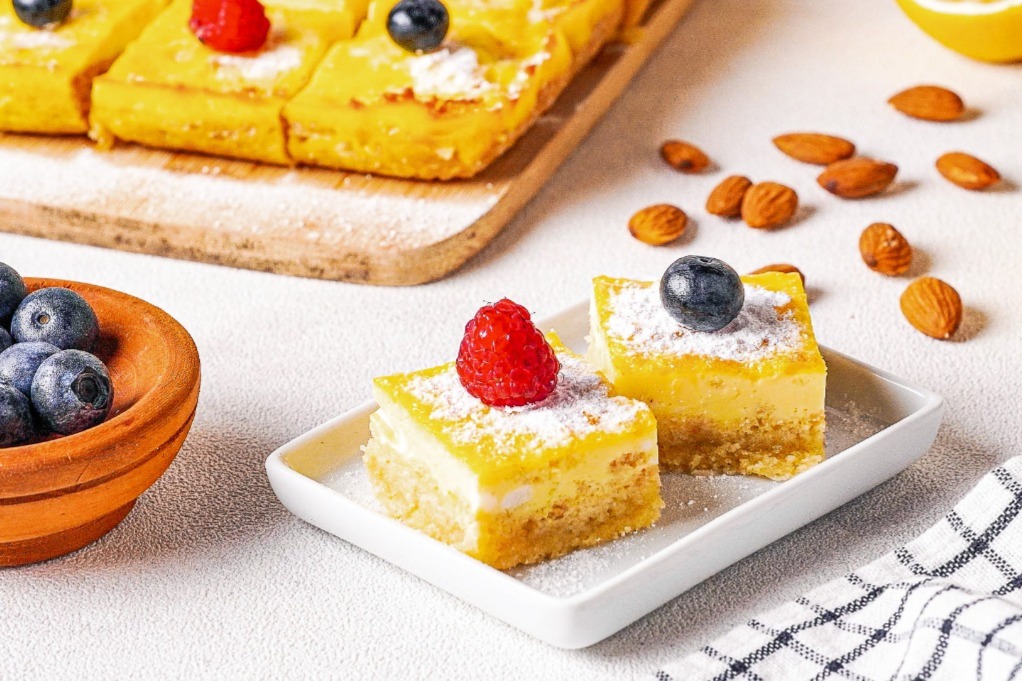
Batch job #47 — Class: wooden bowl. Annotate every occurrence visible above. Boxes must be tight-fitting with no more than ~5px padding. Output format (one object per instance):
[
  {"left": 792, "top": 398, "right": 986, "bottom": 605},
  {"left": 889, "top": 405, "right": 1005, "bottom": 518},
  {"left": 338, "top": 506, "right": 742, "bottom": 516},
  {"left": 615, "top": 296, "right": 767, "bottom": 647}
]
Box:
[{"left": 0, "top": 279, "right": 200, "bottom": 566}]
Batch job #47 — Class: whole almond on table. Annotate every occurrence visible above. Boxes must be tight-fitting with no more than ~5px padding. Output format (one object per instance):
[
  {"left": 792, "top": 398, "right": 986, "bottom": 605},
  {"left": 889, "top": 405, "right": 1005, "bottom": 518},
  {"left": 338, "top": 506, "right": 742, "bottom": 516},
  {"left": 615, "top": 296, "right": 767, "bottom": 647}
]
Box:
[
  {"left": 817, "top": 158, "right": 898, "bottom": 198},
  {"left": 749, "top": 263, "right": 805, "bottom": 285},
  {"left": 741, "top": 182, "right": 798, "bottom": 229},
  {"left": 660, "top": 140, "right": 710, "bottom": 173},
  {"left": 888, "top": 85, "right": 965, "bottom": 122},
  {"left": 859, "top": 223, "right": 912, "bottom": 276},
  {"left": 628, "top": 204, "right": 688, "bottom": 245},
  {"left": 772, "top": 133, "right": 856, "bottom": 165},
  {"left": 900, "top": 277, "right": 963, "bottom": 340},
  {"left": 936, "top": 152, "right": 1001, "bottom": 190},
  {"left": 706, "top": 175, "right": 752, "bottom": 217}
]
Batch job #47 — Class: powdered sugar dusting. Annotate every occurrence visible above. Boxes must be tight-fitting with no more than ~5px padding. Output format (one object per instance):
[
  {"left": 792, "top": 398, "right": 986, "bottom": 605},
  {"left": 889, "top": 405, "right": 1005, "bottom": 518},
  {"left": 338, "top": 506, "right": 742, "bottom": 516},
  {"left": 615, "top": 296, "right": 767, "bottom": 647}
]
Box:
[
  {"left": 404, "top": 354, "right": 647, "bottom": 451},
  {"left": 212, "top": 45, "right": 303, "bottom": 82},
  {"left": 405, "top": 45, "right": 497, "bottom": 100},
  {"left": 0, "top": 28, "right": 74, "bottom": 51},
  {"left": 605, "top": 282, "right": 805, "bottom": 362}
]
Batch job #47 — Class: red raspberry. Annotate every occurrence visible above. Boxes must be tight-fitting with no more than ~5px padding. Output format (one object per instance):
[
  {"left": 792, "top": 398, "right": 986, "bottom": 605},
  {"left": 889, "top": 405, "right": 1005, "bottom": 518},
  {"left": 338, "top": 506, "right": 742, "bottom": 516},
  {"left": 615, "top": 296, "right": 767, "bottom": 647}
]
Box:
[
  {"left": 456, "top": 299, "right": 560, "bottom": 408},
  {"left": 190, "top": 0, "right": 270, "bottom": 54}
]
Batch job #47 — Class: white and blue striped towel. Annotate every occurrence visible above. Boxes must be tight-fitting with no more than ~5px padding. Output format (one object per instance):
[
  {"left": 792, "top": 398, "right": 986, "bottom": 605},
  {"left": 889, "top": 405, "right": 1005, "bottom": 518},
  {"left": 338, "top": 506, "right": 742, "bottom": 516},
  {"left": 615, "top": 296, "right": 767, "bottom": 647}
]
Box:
[{"left": 658, "top": 457, "right": 1022, "bottom": 681}]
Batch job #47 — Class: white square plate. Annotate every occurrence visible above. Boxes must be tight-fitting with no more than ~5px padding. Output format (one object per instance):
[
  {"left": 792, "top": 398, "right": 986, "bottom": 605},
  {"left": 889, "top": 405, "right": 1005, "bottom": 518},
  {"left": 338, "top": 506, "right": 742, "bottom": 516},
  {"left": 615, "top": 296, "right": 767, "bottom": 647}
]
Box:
[{"left": 265, "top": 301, "right": 944, "bottom": 649}]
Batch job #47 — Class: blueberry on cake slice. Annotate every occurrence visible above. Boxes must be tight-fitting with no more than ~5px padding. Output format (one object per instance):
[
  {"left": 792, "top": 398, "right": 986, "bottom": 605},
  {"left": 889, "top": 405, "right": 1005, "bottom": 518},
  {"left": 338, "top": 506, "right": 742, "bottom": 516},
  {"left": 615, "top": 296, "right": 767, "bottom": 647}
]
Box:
[
  {"left": 588, "top": 256, "right": 827, "bottom": 480},
  {"left": 364, "top": 298, "right": 662, "bottom": 570}
]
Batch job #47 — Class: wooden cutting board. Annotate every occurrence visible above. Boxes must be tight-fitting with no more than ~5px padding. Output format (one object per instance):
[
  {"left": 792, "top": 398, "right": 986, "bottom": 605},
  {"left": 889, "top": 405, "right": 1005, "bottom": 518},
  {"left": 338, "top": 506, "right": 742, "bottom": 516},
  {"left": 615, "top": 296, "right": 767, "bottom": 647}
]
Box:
[{"left": 0, "top": 0, "right": 695, "bottom": 286}]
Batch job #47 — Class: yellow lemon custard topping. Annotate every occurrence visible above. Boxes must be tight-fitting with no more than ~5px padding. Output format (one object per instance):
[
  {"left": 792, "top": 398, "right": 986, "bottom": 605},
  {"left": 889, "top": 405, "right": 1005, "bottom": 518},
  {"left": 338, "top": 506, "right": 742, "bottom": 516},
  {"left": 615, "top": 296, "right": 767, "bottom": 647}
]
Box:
[
  {"left": 365, "top": 335, "right": 662, "bottom": 570},
  {"left": 588, "top": 272, "right": 827, "bottom": 480}
]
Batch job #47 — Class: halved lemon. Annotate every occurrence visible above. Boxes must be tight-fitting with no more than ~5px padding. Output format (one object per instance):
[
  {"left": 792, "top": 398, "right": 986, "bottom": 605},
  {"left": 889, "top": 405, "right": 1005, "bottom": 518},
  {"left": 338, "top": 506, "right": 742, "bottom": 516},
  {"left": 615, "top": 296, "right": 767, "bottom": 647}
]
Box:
[{"left": 896, "top": 0, "right": 1022, "bottom": 63}]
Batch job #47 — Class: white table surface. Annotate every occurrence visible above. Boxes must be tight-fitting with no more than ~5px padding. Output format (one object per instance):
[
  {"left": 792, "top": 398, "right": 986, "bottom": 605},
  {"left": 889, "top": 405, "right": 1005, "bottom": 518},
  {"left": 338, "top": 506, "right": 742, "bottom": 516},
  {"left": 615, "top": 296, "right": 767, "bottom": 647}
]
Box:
[{"left": 2, "top": 0, "right": 1020, "bottom": 678}]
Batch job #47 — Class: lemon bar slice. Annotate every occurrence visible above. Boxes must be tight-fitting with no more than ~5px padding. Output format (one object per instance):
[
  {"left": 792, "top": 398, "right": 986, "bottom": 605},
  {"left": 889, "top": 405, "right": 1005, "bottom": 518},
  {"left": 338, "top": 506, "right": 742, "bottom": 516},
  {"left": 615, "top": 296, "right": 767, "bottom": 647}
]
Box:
[
  {"left": 0, "top": 0, "right": 165, "bottom": 134},
  {"left": 284, "top": 0, "right": 623, "bottom": 179},
  {"left": 364, "top": 335, "right": 661, "bottom": 570},
  {"left": 89, "top": 0, "right": 366, "bottom": 164},
  {"left": 588, "top": 272, "right": 827, "bottom": 481}
]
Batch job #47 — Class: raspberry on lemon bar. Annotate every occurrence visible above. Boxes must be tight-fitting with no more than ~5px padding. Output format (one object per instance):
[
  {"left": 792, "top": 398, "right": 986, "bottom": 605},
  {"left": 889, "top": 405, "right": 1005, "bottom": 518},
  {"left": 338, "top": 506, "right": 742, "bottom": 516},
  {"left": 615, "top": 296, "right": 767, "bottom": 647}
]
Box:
[
  {"left": 364, "top": 300, "right": 661, "bottom": 570},
  {"left": 588, "top": 262, "right": 827, "bottom": 481}
]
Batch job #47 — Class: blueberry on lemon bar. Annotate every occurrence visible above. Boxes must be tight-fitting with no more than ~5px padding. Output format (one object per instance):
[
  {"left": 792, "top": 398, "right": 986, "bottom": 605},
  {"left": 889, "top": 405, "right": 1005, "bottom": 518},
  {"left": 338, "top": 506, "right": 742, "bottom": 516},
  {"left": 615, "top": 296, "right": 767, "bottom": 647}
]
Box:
[
  {"left": 588, "top": 257, "right": 827, "bottom": 481},
  {"left": 283, "top": 0, "right": 623, "bottom": 179},
  {"left": 89, "top": 0, "right": 368, "bottom": 164},
  {"left": 364, "top": 299, "right": 662, "bottom": 570},
  {"left": 0, "top": 0, "right": 165, "bottom": 134}
]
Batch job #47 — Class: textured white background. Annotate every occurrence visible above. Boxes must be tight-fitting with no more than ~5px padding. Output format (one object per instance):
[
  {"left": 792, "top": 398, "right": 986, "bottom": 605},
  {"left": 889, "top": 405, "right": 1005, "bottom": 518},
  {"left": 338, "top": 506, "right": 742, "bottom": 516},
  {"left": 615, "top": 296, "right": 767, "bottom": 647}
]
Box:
[{"left": 2, "top": 0, "right": 1020, "bottom": 678}]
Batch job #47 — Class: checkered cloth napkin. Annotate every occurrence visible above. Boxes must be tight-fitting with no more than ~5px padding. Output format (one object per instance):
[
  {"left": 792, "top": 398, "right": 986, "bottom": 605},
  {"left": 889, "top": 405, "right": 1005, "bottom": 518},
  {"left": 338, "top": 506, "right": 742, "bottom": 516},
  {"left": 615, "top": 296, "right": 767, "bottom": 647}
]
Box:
[{"left": 656, "top": 457, "right": 1022, "bottom": 681}]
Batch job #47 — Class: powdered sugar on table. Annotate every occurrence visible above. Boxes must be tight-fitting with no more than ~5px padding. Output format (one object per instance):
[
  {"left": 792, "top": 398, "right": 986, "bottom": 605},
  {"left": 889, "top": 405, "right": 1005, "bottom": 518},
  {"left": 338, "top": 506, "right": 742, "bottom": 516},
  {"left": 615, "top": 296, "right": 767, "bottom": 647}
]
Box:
[
  {"left": 604, "top": 282, "right": 805, "bottom": 363},
  {"left": 404, "top": 354, "right": 647, "bottom": 451}
]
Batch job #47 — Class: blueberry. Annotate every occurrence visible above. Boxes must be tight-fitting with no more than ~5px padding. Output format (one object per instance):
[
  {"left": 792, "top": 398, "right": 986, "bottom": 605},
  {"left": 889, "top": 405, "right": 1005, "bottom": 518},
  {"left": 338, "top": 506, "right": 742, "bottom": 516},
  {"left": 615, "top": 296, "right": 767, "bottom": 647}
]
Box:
[
  {"left": 0, "top": 262, "right": 28, "bottom": 326},
  {"left": 0, "top": 329, "right": 11, "bottom": 354},
  {"left": 31, "top": 350, "right": 113, "bottom": 435},
  {"left": 12, "top": 0, "right": 72, "bottom": 28},
  {"left": 387, "top": 0, "right": 449, "bottom": 53},
  {"left": 0, "top": 382, "right": 34, "bottom": 447},
  {"left": 11, "top": 287, "right": 99, "bottom": 351},
  {"left": 659, "top": 255, "right": 745, "bottom": 332},
  {"left": 0, "top": 341, "right": 60, "bottom": 396}
]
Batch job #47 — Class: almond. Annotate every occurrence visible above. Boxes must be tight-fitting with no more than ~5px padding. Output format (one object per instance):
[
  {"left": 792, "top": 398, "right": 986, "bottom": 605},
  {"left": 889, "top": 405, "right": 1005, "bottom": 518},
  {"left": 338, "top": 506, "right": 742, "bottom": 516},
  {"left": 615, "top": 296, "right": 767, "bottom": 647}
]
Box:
[
  {"left": 936, "top": 152, "right": 1001, "bottom": 190},
  {"left": 741, "top": 182, "right": 798, "bottom": 229},
  {"left": 773, "top": 133, "right": 856, "bottom": 165},
  {"left": 859, "top": 223, "right": 912, "bottom": 276},
  {"left": 660, "top": 140, "right": 710, "bottom": 173},
  {"left": 749, "top": 263, "right": 805, "bottom": 286},
  {"left": 900, "top": 277, "right": 962, "bottom": 340},
  {"left": 706, "top": 175, "right": 752, "bottom": 217},
  {"left": 888, "top": 85, "right": 965, "bottom": 122},
  {"left": 817, "top": 158, "right": 898, "bottom": 199},
  {"left": 628, "top": 204, "right": 688, "bottom": 245}
]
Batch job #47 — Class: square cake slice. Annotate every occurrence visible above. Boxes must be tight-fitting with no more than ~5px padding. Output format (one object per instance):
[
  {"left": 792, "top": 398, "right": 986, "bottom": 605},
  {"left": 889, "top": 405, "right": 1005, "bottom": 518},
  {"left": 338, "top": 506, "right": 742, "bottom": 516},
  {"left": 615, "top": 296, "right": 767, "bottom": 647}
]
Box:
[
  {"left": 588, "top": 272, "right": 827, "bottom": 481},
  {"left": 0, "top": 0, "right": 165, "bottom": 134},
  {"left": 283, "top": 0, "right": 621, "bottom": 179},
  {"left": 89, "top": 0, "right": 366, "bottom": 164},
  {"left": 364, "top": 335, "right": 661, "bottom": 570}
]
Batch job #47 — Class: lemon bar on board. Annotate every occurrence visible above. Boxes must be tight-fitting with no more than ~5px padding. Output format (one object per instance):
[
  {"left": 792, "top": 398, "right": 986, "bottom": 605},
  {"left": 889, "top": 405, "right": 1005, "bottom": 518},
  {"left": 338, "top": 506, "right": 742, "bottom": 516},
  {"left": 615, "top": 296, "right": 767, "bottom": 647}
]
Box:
[
  {"left": 284, "top": 0, "right": 624, "bottom": 179},
  {"left": 364, "top": 336, "right": 661, "bottom": 570},
  {"left": 588, "top": 272, "right": 827, "bottom": 480},
  {"left": 89, "top": 0, "right": 367, "bottom": 165},
  {"left": 0, "top": 0, "right": 165, "bottom": 134}
]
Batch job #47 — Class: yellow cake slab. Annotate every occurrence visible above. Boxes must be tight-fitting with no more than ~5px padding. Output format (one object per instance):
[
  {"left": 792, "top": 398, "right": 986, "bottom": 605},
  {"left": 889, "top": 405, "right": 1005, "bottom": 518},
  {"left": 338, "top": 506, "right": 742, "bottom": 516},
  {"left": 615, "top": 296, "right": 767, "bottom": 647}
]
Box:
[
  {"left": 89, "top": 0, "right": 366, "bottom": 164},
  {"left": 284, "top": 0, "right": 622, "bottom": 179},
  {"left": 0, "top": 0, "right": 165, "bottom": 134}
]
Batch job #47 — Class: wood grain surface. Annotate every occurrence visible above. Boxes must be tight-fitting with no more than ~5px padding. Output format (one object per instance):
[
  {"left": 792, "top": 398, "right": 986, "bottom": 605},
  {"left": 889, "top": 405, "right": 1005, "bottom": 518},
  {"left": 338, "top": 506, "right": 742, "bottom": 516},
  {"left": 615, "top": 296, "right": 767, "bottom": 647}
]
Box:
[
  {"left": 0, "top": 279, "right": 201, "bottom": 567},
  {"left": 0, "top": 0, "right": 695, "bottom": 286}
]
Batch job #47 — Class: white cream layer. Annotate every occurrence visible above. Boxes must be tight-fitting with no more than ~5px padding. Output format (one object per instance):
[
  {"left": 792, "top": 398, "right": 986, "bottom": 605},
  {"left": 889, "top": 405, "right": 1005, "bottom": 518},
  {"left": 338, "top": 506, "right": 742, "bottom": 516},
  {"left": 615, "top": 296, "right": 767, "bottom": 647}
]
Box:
[{"left": 370, "top": 391, "right": 658, "bottom": 530}]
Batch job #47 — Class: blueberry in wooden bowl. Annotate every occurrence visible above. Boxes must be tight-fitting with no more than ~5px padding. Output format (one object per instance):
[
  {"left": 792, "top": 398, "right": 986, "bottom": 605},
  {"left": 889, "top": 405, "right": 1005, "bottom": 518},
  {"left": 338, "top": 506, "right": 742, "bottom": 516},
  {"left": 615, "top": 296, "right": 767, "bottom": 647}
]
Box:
[{"left": 0, "top": 279, "right": 200, "bottom": 566}]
